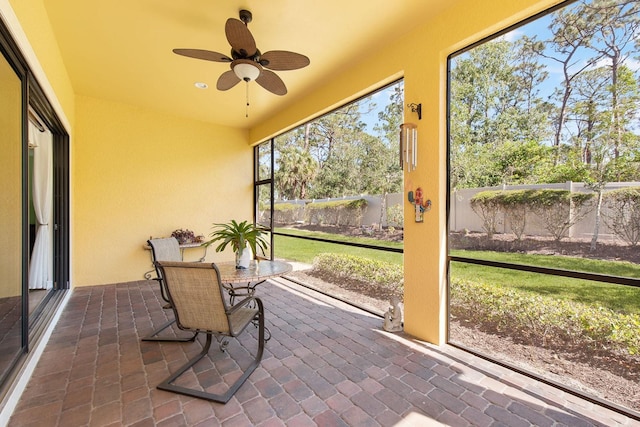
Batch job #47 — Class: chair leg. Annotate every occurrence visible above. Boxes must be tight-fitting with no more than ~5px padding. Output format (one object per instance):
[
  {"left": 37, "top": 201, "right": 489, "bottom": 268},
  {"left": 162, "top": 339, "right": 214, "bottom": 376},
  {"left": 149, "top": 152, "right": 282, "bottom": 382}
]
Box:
[
  {"left": 157, "top": 302, "right": 265, "bottom": 403},
  {"left": 142, "top": 279, "right": 198, "bottom": 342},
  {"left": 141, "top": 318, "right": 198, "bottom": 342}
]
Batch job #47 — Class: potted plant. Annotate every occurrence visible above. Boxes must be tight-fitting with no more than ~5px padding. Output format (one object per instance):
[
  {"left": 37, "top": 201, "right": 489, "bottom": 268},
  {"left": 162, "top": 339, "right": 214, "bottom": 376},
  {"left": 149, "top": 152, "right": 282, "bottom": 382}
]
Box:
[{"left": 203, "top": 220, "right": 269, "bottom": 269}]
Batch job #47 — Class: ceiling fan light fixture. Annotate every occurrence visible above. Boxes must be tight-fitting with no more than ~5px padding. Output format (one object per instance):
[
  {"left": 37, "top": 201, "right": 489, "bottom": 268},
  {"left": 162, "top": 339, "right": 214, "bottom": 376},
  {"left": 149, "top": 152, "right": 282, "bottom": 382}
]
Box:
[
  {"left": 173, "top": 10, "right": 309, "bottom": 103},
  {"left": 233, "top": 61, "right": 261, "bottom": 82}
]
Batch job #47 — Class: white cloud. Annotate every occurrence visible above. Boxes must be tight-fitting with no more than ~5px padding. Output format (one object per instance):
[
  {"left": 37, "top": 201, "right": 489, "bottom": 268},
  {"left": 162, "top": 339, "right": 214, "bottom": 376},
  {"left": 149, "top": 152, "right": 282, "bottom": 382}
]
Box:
[
  {"left": 586, "top": 56, "right": 640, "bottom": 72},
  {"left": 625, "top": 58, "right": 640, "bottom": 72},
  {"left": 498, "top": 29, "right": 523, "bottom": 43}
]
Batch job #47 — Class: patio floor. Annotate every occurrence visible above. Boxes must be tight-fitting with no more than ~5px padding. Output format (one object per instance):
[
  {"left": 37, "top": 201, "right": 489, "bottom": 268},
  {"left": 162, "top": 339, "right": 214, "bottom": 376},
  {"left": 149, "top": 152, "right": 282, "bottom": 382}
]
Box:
[{"left": 8, "top": 278, "right": 639, "bottom": 426}]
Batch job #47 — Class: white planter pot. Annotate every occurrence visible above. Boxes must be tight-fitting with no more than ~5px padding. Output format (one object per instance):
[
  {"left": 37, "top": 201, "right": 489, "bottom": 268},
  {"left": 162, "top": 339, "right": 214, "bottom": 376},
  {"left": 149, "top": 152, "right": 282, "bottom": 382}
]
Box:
[{"left": 235, "top": 244, "right": 252, "bottom": 269}]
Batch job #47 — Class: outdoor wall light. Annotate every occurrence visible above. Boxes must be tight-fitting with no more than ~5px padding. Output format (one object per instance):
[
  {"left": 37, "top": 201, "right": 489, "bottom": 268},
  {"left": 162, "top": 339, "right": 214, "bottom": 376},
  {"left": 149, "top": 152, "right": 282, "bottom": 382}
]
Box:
[{"left": 407, "top": 102, "right": 422, "bottom": 120}]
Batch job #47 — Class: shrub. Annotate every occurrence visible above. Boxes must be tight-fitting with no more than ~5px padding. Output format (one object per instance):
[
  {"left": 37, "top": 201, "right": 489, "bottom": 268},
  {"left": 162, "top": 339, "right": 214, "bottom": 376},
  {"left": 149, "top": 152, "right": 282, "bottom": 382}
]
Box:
[
  {"left": 470, "top": 189, "right": 595, "bottom": 241},
  {"left": 306, "top": 199, "right": 367, "bottom": 227},
  {"left": 273, "top": 202, "right": 305, "bottom": 225},
  {"left": 527, "top": 189, "right": 594, "bottom": 241},
  {"left": 386, "top": 203, "right": 404, "bottom": 228},
  {"left": 496, "top": 190, "right": 537, "bottom": 240},
  {"left": 450, "top": 277, "right": 640, "bottom": 356},
  {"left": 602, "top": 187, "right": 640, "bottom": 246},
  {"left": 312, "top": 253, "right": 403, "bottom": 291},
  {"left": 470, "top": 191, "right": 503, "bottom": 238}
]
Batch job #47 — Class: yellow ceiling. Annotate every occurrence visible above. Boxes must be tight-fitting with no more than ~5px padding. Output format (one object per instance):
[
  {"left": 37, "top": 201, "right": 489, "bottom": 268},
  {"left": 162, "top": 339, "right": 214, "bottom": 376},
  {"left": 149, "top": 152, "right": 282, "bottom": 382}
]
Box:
[{"left": 42, "top": 0, "right": 453, "bottom": 129}]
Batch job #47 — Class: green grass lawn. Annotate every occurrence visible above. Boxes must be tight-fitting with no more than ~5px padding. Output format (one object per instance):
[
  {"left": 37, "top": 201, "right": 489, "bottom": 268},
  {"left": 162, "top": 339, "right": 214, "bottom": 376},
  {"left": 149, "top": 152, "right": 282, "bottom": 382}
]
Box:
[
  {"left": 452, "top": 249, "right": 640, "bottom": 278},
  {"left": 451, "top": 250, "right": 640, "bottom": 315},
  {"left": 273, "top": 228, "right": 403, "bottom": 265},
  {"left": 273, "top": 227, "right": 640, "bottom": 315}
]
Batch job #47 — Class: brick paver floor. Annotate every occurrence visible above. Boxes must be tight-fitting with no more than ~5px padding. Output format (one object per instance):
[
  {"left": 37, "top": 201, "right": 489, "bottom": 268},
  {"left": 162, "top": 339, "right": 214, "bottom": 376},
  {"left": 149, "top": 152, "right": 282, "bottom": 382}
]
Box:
[{"left": 8, "top": 278, "right": 640, "bottom": 426}]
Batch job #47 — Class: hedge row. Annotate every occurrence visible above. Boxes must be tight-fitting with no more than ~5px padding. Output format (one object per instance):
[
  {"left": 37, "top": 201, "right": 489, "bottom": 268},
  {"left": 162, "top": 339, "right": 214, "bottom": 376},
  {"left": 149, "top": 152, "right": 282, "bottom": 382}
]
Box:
[
  {"left": 470, "top": 189, "right": 594, "bottom": 241},
  {"left": 450, "top": 277, "right": 640, "bottom": 356},
  {"left": 470, "top": 187, "right": 640, "bottom": 245},
  {"left": 313, "top": 253, "right": 639, "bottom": 357},
  {"left": 312, "top": 253, "right": 403, "bottom": 291},
  {"left": 273, "top": 198, "right": 367, "bottom": 227}
]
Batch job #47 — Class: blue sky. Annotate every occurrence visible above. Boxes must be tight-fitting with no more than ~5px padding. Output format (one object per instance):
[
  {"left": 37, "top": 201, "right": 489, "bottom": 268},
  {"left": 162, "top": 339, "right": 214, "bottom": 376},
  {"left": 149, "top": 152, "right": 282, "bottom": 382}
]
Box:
[
  {"left": 450, "top": 0, "right": 640, "bottom": 138},
  {"left": 455, "top": 0, "right": 639, "bottom": 103},
  {"left": 360, "top": 81, "right": 402, "bottom": 135}
]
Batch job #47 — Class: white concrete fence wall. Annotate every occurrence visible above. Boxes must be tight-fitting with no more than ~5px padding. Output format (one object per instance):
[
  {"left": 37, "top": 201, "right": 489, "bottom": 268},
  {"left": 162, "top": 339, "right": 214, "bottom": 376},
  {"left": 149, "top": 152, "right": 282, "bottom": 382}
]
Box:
[
  {"left": 274, "top": 193, "right": 405, "bottom": 229},
  {"left": 274, "top": 181, "right": 639, "bottom": 241},
  {"left": 450, "top": 182, "right": 640, "bottom": 241}
]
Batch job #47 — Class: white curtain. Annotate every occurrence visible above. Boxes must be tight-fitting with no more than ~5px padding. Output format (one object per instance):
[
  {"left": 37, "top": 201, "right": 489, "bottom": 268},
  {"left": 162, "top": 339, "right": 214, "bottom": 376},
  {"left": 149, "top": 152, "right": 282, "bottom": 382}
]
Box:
[{"left": 28, "top": 121, "right": 53, "bottom": 290}]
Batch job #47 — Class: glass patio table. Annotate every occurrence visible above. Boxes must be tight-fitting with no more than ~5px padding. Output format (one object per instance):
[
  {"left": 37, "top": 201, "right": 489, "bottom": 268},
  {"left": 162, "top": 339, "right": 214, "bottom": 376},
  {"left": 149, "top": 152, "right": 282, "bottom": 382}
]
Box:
[
  {"left": 216, "top": 259, "right": 292, "bottom": 303},
  {"left": 216, "top": 259, "right": 292, "bottom": 342}
]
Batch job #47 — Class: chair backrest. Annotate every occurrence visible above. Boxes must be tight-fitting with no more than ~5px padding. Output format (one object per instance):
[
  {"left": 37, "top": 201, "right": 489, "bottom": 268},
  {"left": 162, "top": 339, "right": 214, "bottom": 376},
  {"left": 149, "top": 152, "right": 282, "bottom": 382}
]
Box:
[
  {"left": 155, "top": 261, "right": 231, "bottom": 334},
  {"left": 148, "top": 237, "right": 182, "bottom": 263},
  {"left": 148, "top": 238, "right": 182, "bottom": 294}
]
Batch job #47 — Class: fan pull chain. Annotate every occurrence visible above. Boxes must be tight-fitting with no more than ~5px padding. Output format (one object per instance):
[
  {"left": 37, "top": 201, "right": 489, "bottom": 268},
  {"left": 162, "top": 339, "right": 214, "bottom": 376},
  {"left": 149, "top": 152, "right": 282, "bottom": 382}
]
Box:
[{"left": 245, "top": 82, "right": 250, "bottom": 118}]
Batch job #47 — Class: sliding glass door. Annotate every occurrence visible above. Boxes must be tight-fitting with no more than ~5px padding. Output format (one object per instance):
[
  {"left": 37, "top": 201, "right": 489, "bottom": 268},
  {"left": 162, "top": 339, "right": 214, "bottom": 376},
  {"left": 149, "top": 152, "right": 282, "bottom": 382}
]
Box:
[
  {"left": 0, "top": 18, "right": 70, "bottom": 400},
  {"left": 0, "top": 40, "right": 24, "bottom": 387}
]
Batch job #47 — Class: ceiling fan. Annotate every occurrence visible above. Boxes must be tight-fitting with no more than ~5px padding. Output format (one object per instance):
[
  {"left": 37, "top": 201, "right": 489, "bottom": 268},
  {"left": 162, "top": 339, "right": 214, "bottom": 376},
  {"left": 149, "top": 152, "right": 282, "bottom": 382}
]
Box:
[{"left": 173, "top": 10, "right": 310, "bottom": 96}]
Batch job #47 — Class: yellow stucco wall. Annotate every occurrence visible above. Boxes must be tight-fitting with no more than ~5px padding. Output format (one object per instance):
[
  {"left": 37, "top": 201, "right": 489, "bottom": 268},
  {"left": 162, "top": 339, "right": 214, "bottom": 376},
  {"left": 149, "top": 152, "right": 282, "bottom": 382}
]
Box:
[
  {"left": 5, "top": 0, "right": 75, "bottom": 130},
  {"left": 3, "top": 0, "right": 564, "bottom": 343},
  {"left": 251, "top": 0, "right": 562, "bottom": 344},
  {"left": 73, "top": 95, "right": 251, "bottom": 286},
  {"left": 0, "top": 51, "right": 22, "bottom": 298}
]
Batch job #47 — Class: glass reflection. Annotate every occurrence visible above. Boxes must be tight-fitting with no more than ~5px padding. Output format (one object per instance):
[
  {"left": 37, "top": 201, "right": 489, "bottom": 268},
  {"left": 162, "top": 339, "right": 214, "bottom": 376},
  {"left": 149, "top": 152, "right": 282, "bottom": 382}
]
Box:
[{"left": 0, "top": 50, "right": 24, "bottom": 381}]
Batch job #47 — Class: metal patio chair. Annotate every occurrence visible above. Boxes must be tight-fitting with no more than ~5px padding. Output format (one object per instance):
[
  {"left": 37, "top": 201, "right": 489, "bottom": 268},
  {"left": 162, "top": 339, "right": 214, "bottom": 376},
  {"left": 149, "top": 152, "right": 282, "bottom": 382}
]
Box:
[
  {"left": 154, "top": 261, "right": 265, "bottom": 403},
  {"left": 142, "top": 237, "right": 197, "bottom": 342}
]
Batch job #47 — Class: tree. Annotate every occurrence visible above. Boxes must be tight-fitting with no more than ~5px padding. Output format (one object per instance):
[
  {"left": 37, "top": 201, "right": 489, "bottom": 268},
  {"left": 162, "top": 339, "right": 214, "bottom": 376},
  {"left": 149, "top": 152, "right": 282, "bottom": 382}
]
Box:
[
  {"left": 541, "top": 1, "right": 601, "bottom": 156},
  {"left": 568, "top": 64, "right": 640, "bottom": 249},
  {"left": 274, "top": 146, "right": 317, "bottom": 200},
  {"left": 450, "top": 38, "right": 552, "bottom": 189},
  {"left": 511, "top": 36, "right": 554, "bottom": 143},
  {"left": 450, "top": 0, "right": 640, "bottom": 251},
  {"left": 470, "top": 191, "right": 503, "bottom": 238},
  {"left": 494, "top": 140, "right": 554, "bottom": 185},
  {"left": 272, "top": 81, "right": 404, "bottom": 203},
  {"left": 371, "top": 82, "right": 404, "bottom": 225},
  {"left": 584, "top": 0, "right": 640, "bottom": 159}
]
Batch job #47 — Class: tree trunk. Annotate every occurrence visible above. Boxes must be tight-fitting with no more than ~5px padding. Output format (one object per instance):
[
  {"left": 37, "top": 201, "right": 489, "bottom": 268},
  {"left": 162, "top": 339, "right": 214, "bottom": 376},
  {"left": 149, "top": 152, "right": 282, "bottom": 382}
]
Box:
[
  {"left": 590, "top": 190, "right": 603, "bottom": 252},
  {"left": 379, "top": 192, "right": 388, "bottom": 229}
]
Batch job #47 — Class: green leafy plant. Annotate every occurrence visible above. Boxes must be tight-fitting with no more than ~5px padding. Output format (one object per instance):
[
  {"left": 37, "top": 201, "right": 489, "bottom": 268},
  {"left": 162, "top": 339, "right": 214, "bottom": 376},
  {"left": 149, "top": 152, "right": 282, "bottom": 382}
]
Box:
[
  {"left": 203, "top": 220, "right": 269, "bottom": 257},
  {"left": 470, "top": 189, "right": 595, "bottom": 241},
  {"left": 306, "top": 199, "right": 367, "bottom": 227},
  {"left": 470, "top": 191, "right": 503, "bottom": 238},
  {"left": 312, "top": 253, "right": 403, "bottom": 291},
  {"left": 273, "top": 202, "right": 306, "bottom": 225},
  {"left": 602, "top": 187, "right": 640, "bottom": 246},
  {"left": 386, "top": 203, "right": 404, "bottom": 228},
  {"left": 450, "top": 277, "right": 640, "bottom": 356},
  {"left": 497, "top": 190, "right": 538, "bottom": 240},
  {"left": 527, "top": 189, "right": 594, "bottom": 241}
]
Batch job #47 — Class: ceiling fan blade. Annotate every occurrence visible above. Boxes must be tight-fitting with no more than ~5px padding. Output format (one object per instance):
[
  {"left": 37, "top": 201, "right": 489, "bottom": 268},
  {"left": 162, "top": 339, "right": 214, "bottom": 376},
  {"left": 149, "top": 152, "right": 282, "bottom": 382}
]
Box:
[
  {"left": 260, "top": 51, "right": 310, "bottom": 71},
  {"left": 173, "top": 49, "right": 232, "bottom": 62},
  {"left": 256, "top": 69, "right": 287, "bottom": 96},
  {"left": 217, "top": 70, "right": 241, "bottom": 91},
  {"left": 225, "top": 18, "right": 257, "bottom": 57}
]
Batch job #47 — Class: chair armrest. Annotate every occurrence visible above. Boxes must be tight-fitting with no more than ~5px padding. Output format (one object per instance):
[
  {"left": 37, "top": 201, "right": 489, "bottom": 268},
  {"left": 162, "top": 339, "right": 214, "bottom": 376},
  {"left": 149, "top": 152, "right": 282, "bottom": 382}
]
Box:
[{"left": 227, "top": 295, "right": 262, "bottom": 315}]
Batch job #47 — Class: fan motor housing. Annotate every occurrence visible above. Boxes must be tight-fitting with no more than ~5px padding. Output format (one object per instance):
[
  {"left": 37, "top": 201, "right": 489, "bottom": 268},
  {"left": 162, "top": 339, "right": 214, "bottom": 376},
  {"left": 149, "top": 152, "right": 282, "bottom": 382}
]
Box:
[{"left": 239, "top": 10, "right": 252, "bottom": 24}]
